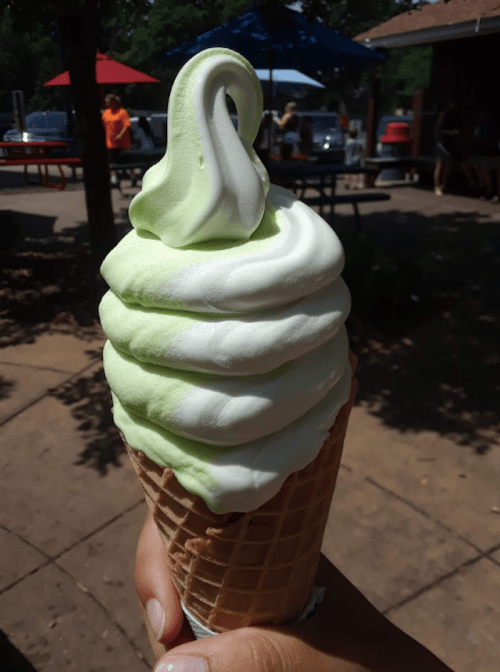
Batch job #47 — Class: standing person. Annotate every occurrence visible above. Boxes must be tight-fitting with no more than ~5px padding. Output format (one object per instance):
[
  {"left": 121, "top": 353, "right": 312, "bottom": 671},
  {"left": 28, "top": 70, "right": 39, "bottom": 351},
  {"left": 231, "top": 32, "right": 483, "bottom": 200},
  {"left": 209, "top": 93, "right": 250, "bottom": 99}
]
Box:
[
  {"left": 254, "top": 111, "right": 273, "bottom": 166},
  {"left": 299, "top": 115, "right": 314, "bottom": 157},
  {"left": 485, "top": 142, "right": 500, "bottom": 203},
  {"left": 130, "top": 116, "right": 157, "bottom": 187},
  {"left": 275, "top": 101, "right": 299, "bottom": 160},
  {"left": 433, "top": 98, "right": 459, "bottom": 196},
  {"left": 102, "top": 93, "right": 132, "bottom": 185},
  {"left": 433, "top": 98, "right": 475, "bottom": 196},
  {"left": 488, "top": 154, "right": 500, "bottom": 203},
  {"left": 344, "top": 128, "right": 364, "bottom": 189},
  {"left": 135, "top": 116, "right": 156, "bottom": 152},
  {"left": 468, "top": 111, "right": 499, "bottom": 200}
]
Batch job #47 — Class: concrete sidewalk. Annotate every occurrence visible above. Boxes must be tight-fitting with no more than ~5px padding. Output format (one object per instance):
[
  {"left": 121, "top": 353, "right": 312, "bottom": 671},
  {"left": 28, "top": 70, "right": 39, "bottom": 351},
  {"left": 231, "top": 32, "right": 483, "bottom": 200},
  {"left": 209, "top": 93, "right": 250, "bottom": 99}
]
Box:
[{"left": 1, "top": 177, "right": 499, "bottom": 671}]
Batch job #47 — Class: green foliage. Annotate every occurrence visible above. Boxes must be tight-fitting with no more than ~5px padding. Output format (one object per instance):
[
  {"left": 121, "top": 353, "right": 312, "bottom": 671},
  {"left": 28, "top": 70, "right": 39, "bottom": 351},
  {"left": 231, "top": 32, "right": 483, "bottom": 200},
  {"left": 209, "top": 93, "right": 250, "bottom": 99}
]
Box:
[
  {"left": 379, "top": 45, "right": 432, "bottom": 113},
  {"left": 100, "top": 0, "right": 252, "bottom": 110},
  {"left": 300, "top": 0, "right": 418, "bottom": 38},
  {"left": 1, "top": 0, "right": 432, "bottom": 115},
  {"left": 293, "top": 1, "right": 430, "bottom": 114},
  {"left": 0, "top": 6, "right": 60, "bottom": 111}
]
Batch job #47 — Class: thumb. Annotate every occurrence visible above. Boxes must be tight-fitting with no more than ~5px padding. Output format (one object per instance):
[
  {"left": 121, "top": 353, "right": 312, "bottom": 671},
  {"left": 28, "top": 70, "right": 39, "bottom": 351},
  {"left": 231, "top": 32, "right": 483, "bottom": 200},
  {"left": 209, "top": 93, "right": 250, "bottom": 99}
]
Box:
[
  {"left": 152, "top": 623, "right": 332, "bottom": 672},
  {"left": 135, "top": 510, "right": 194, "bottom": 657}
]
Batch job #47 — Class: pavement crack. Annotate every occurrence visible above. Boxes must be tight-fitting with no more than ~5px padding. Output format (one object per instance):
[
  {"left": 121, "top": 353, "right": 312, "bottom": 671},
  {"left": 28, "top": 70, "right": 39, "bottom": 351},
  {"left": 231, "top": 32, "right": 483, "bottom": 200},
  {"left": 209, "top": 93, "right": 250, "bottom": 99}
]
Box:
[
  {"left": 46, "top": 358, "right": 104, "bottom": 392},
  {"left": 0, "top": 359, "right": 81, "bottom": 374},
  {"left": 0, "top": 558, "right": 53, "bottom": 596},
  {"left": 0, "top": 394, "right": 52, "bottom": 428},
  {"left": 51, "top": 497, "right": 145, "bottom": 562},
  {"left": 0, "top": 499, "right": 145, "bottom": 595},
  {"left": 1, "top": 502, "right": 150, "bottom": 666},
  {"left": 486, "top": 542, "right": 500, "bottom": 567},
  {"left": 0, "top": 522, "right": 53, "bottom": 561},
  {"left": 383, "top": 553, "right": 485, "bottom": 616},
  {"left": 0, "top": 523, "right": 54, "bottom": 596},
  {"left": 0, "top": 359, "right": 102, "bottom": 429},
  {"left": 54, "top": 561, "right": 150, "bottom": 669},
  {"left": 364, "top": 475, "right": 484, "bottom": 554}
]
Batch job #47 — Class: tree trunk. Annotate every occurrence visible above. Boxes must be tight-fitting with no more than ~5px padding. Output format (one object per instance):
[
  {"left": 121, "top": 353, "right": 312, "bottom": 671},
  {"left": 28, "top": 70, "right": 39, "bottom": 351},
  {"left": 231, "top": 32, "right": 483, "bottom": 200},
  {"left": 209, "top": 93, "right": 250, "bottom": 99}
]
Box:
[{"left": 55, "top": 0, "right": 116, "bottom": 265}]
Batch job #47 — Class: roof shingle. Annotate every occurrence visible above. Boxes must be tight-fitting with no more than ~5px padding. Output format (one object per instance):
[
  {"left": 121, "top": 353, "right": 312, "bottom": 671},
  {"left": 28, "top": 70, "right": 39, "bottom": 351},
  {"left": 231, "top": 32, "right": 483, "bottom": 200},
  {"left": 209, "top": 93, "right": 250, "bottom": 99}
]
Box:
[{"left": 355, "top": 0, "right": 500, "bottom": 43}]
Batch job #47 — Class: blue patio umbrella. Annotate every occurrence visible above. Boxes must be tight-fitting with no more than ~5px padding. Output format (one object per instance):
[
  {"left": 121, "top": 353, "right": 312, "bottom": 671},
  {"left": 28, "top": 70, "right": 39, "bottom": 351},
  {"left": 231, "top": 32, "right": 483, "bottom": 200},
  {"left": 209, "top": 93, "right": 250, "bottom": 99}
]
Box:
[
  {"left": 255, "top": 69, "right": 325, "bottom": 86},
  {"left": 254, "top": 68, "right": 325, "bottom": 97},
  {"left": 164, "top": 6, "right": 384, "bottom": 74}
]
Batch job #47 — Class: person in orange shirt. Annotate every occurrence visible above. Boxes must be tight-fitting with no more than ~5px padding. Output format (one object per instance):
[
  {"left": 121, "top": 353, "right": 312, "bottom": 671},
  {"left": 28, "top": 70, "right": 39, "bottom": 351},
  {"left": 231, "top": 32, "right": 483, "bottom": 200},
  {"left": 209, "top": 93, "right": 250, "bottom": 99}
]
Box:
[{"left": 102, "top": 93, "right": 132, "bottom": 185}]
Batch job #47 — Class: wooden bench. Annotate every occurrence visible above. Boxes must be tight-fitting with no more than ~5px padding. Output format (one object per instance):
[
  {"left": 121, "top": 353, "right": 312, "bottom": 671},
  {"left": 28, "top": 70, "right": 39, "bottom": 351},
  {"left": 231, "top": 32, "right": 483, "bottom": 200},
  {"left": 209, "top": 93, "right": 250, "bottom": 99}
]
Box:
[
  {"left": 302, "top": 191, "right": 391, "bottom": 231},
  {"left": 0, "top": 157, "right": 82, "bottom": 189}
]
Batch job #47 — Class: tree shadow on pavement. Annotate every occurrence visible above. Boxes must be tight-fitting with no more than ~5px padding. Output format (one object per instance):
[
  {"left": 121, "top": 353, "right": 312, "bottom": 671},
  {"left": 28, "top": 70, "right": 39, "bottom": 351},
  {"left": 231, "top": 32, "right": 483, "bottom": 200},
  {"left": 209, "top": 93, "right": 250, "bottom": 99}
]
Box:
[
  {"left": 49, "top": 366, "right": 125, "bottom": 475},
  {"left": 1, "top": 204, "right": 132, "bottom": 474},
  {"left": 0, "top": 373, "right": 16, "bottom": 402},
  {"left": 337, "top": 206, "right": 500, "bottom": 456},
  {"left": 3, "top": 197, "right": 499, "bottom": 471},
  {"left": 0, "top": 211, "right": 103, "bottom": 347},
  {"left": 0, "top": 207, "right": 132, "bottom": 348}
]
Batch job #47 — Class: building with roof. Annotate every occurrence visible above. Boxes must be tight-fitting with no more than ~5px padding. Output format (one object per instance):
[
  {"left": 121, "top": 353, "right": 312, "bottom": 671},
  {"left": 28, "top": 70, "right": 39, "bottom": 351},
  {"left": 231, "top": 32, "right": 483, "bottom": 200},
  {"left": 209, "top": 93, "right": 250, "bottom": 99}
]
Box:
[
  {"left": 355, "top": 0, "right": 500, "bottom": 159},
  {"left": 356, "top": 0, "right": 500, "bottom": 50}
]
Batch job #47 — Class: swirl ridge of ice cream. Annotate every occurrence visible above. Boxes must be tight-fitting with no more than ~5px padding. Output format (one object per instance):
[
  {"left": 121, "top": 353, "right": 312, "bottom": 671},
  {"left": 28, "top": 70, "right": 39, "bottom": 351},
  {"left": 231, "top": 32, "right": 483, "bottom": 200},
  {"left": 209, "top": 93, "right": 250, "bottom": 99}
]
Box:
[
  {"left": 100, "top": 48, "right": 351, "bottom": 514},
  {"left": 128, "top": 49, "right": 269, "bottom": 248}
]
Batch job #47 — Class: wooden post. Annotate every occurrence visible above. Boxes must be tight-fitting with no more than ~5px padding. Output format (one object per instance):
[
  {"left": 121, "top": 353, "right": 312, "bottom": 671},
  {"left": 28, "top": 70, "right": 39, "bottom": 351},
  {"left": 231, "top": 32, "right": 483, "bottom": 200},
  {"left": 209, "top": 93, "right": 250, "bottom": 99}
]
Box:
[
  {"left": 411, "top": 88, "right": 424, "bottom": 158},
  {"left": 365, "top": 65, "right": 381, "bottom": 186},
  {"left": 365, "top": 65, "right": 381, "bottom": 158}
]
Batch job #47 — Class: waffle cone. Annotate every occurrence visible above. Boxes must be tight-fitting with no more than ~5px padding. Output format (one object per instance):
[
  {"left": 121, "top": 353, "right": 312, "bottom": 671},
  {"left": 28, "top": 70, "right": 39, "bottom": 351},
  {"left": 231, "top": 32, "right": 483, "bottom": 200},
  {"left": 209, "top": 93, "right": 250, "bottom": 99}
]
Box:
[{"left": 126, "top": 354, "right": 357, "bottom": 633}]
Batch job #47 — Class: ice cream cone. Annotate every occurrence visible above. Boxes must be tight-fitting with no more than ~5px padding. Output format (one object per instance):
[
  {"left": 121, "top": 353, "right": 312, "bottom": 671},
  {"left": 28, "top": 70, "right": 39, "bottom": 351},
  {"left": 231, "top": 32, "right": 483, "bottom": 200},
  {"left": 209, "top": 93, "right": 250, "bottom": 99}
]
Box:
[{"left": 126, "top": 354, "right": 357, "bottom": 633}]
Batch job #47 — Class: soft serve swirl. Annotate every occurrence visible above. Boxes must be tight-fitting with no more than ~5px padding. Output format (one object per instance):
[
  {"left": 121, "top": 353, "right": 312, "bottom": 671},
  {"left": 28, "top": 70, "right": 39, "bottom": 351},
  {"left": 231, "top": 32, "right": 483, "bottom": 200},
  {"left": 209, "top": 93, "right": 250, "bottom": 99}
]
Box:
[
  {"left": 100, "top": 48, "right": 351, "bottom": 514},
  {"left": 128, "top": 49, "right": 269, "bottom": 247}
]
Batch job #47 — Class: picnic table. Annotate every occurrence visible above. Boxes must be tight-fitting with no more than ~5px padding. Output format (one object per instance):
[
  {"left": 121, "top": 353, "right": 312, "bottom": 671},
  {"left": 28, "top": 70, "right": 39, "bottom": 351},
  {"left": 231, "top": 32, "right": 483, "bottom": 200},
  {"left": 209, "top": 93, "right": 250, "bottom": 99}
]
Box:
[
  {"left": 107, "top": 156, "right": 390, "bottom": 233},
  {"left": 267, "top": 161, "right": 390, "bottom": 230},
  {"left": 0, "top": 141, "right": 81, "bottom": 189},
  {"left": 363, "top": 155, "right": 436, "bottom": 187}
]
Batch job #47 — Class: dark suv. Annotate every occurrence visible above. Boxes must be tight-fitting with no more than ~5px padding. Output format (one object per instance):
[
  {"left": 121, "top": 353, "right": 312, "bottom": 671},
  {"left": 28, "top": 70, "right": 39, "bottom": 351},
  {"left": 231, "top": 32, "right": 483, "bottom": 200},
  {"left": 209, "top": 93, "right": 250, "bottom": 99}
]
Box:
[
  {"left": 3, "top": 111, "right": 74, "bottom": 143},
  {"left": 297, "top": 111, "right": 345, "bottom": 163}
]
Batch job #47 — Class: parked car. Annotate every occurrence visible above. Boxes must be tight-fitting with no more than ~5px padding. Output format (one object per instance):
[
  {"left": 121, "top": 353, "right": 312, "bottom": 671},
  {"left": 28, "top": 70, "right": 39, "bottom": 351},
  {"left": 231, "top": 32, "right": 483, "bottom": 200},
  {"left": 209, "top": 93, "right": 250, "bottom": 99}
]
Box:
[
  {"left": 129, "top": 112, "right": 167, "bottom": 151},
  {"left": 2, "top": 110, "right": 80, "bottom": 156},
  {"left": 3, "top": 109, "right": 169, "bottom": 157},
  {"left": 268, "top": 110, "right": 344, "bottom": 162},
  {"left": 3, "top": 111, "right": 75, "bottom": 142},
  {"left": 0, "top": 113, "right": 15, "bottom": 144},
  {"left": 233, "top": 109, "right": 344, "bottom": 162},
  {"left": 298, "top": 111, "right": 345, "bottom": 163}
]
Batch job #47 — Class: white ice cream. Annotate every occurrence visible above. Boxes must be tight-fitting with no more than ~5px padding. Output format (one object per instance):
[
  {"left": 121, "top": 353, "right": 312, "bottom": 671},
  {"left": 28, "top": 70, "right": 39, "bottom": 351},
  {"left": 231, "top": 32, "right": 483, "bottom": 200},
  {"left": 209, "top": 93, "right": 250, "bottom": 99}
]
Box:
[{"left": 100, "top": 48, "right": 351, "bottom": 513}]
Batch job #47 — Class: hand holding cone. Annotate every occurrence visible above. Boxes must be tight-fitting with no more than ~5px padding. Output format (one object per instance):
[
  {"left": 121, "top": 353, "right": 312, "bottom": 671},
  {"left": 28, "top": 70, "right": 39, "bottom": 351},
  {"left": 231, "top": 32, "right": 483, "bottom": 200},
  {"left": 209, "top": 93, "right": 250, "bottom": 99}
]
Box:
[{"left": 126, "top": 354, "right": 357, "bottom": 633}]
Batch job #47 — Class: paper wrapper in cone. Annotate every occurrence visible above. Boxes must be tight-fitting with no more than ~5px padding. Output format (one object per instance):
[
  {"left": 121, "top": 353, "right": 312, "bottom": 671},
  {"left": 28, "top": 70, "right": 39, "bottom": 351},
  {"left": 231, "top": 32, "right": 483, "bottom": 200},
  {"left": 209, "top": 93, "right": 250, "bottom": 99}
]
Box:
[{"left": 126, "top": 354, "right": 357, "bottom": 634}]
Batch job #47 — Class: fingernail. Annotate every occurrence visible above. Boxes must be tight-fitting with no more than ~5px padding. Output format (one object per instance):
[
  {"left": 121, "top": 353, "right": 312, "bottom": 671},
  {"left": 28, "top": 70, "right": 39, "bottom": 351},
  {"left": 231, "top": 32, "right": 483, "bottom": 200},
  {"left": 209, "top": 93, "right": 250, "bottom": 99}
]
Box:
[
  {"left": 155, "top": 657, "right": 208, "bottom": 672},
  {"left": 146, "top": 599, "right": 165, "bottom": 641}
]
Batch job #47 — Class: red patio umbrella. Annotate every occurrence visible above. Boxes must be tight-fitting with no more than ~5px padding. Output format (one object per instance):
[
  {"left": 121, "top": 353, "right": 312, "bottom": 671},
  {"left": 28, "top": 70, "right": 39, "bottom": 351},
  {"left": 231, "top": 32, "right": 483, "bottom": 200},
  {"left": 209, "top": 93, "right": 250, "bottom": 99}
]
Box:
[{"left": 44, "top": 52, "right": 160, "bottom": 86}]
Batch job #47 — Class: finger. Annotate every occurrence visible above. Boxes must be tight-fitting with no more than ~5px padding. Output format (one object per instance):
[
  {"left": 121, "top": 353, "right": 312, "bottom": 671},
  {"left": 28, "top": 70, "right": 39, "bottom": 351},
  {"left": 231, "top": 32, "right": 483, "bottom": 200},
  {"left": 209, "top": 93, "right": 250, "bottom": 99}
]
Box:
[
  {"left": 138, "top": 597, "right": 194, "bottom": 661},
  {"left": 135, "top": 510, "right": 194, "bottom": 656}
]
